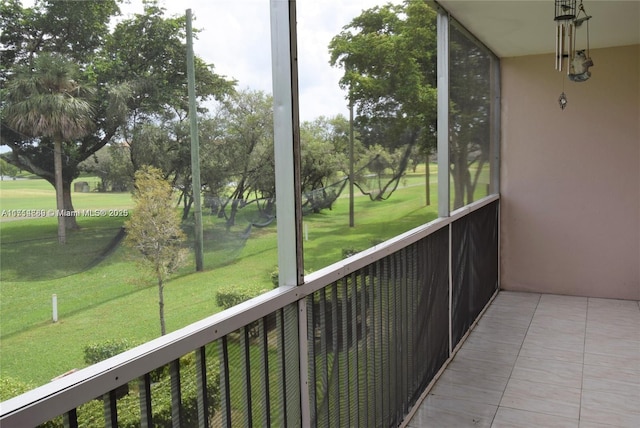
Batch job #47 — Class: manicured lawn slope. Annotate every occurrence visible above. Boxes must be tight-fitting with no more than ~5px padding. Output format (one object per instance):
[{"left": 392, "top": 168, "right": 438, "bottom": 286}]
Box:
[{"left": 1, "top": 173, "right": 439, "bottom": 387}]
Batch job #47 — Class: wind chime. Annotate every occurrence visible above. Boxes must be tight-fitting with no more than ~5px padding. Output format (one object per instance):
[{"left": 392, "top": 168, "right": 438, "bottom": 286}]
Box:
[{"left": 554, "top": 0, "right": 593, "bottom": 109}]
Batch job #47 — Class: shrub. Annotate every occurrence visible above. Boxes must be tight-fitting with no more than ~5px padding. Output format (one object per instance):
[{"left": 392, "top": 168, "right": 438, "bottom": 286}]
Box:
[
  {"left": 270, "top": 268, "right": 279, "bottom": 287},
  {"left": 342, "top": 247, "right": 362, "bottom": 258},
  {"left": 216, "top": 284, "right": 272, "bottom": 311},
  {"left": 0, "top": 376, "right": 35, "bottom": 402},
  {"left": 84, "top": 339, "right": 135, "bottom": 365},
  {"left": 104, "top": 354, "right": 221, "bottom": 428},
  {"left": 41, "top": 353, "right": 223, "bottom": 428},
  {"left": 343, "top": 240, "right": 385, "bottom": 259},
  {"left": 0, "top": 377, "right": 62, "bottom": 427},
  {"left": 270, "top": 267, "right": 314, "bottom": 287}
]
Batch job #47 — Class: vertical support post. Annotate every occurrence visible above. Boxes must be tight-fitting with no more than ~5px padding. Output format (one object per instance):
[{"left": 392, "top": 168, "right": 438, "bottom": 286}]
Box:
[
  {"left": 360, "top": 270, "right": 370, "bottom": 426},
  {"left": 271, "top": 3, "right": 307, "bottom": 424},
  {"left": 139, "top": 374, "right": 153, "bottom": 428},
  {"left": 186, "top": 8, "right": 204, "bottom": 271},
  {"left": 298, "top": 298, "right": 310, "bottom": 427},
  {"left": 219, "top": 338, "right": 232, "bottom": 428},
  {"left": 340, "top": 278, "right": 350, "bottom": 423},
  {"left": 489, "top": 55, "right": 501, "bottom": 195},
  {"left": 52, "top": 294, "right": 58, "bottom": 323},
  {"left": 261, "top": 318, "right": 272, "bottom": 427},
  {"left": 170, "top": 360, "right": 183, "bottom": 428},
  {"left": 103, "top": 390, "right": 118, "bottom": 428},
  {"left": 448, "top": 224, "right": 453, "bottom": 356},
  {"left": 241, "top": 327, "right": 253, "bottom": 427},
  {"left": 63, "top": 409, "right": 78, "bottom": 428},
  {"left": 350, "top": 273, "right": 360, "bottom": 426},
  {"left": 270, "top": 0, "right": 303, "bottom": 288},
  {"left": 195, "top": 347, "right": 209, "bottom": 428},
  {"left": 349, "top": 102, "right": 355, "bottom": 227},
  {"left": 437, "top": 10, "right": 450, "bottom": 218}
]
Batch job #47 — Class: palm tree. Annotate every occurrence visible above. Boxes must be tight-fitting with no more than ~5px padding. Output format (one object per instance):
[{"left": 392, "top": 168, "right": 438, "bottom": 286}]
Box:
[{"left": 4, "top": 53, "right": 95, "bottom": 244}]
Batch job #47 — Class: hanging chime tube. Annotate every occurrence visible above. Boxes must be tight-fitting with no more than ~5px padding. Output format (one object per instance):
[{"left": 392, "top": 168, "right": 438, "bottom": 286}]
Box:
[
  {"left": 559, "top": 23, "right": 564, "bottom": 72},
  {"left": 567, "top": 22, "right": 573, "bottom": 74},
  {"left": 555, "top": 23, "right": 559, "bottom": 70}
]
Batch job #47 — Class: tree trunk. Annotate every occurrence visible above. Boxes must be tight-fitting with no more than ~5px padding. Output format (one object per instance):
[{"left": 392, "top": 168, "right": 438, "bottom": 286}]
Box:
[
  {"left": 465, "top": 166, "right": 474, "bottom": 204},
  {"left": 227, "top": 179, "right": 245, "bottom": 228},
  {"left": 158, "top": 277, "right": 166, "bottom": 336},
  {"left": 54, "top": 139, "right": 66, "bottom": 244},
  {"left": 451, "top": 140, "right": 469, "bottom": 210},
  {"left": 181, "top": 190, "right": 193, "bottom": 220},
  {"left": 450, "top": 146, "right": 463, "bottom": 210},
  {"left": 452, "top": 163, "right": 466, "bottom": 210},
  {"left": 62, "top": 180, "right": 80, "bottom": 230},
  {"left": 425, "top": 152, "right": 431, "bottom": 206},
  {"left": 470, "top": 158, "right": 486, "bottom": 201}
]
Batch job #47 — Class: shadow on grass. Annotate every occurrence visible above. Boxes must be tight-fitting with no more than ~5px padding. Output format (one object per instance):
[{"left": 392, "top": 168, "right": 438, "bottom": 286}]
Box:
[
  {"left": 0, "top": 218, "right": 267, "bottom": 341},
  {"left": 0, "top": 223, "right": 126, "bottom": 281},
  {"left": 1, "top": 214, "right": 264, "bottom": 282},
  {"left": 182, "top": 218, "right": 276, "bottom": 267},
  {"left": 303, "top": 206, "right": 438, "bottom": 270},
  {"left": 0, "top": 276, "right": 159, "bottom": 341}
]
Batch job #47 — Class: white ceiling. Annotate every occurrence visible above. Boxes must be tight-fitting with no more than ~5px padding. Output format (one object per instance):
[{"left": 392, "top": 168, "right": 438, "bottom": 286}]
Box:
[{"left": 436, "top": 0, "right": 640, "bottom": 57}]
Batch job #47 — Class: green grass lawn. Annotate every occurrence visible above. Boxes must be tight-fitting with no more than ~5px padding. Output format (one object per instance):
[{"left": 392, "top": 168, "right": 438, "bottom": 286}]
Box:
[
  {"left": 0, "top": 177, "right": 131, "bottom": 213},
  {"left": 0, "top": 169, "right": 449, "bottom": 389}
]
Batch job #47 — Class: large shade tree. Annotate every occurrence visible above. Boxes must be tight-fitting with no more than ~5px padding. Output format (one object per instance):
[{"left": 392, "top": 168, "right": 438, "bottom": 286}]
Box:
[
  {"left": 329, "top": 1, "right": 438, "bottom": 202},
  {"left": 79, "top": 142, "right": 134, "bottom": 192},
  {"left": 1, "top": 0, "right": 124, "bottom": 233},
  {"left": 209, "top": 89, "right": 274, "bottom": 228},
  {"left": 299, "top": 115, "right": 354, "bottom": 212},
  {"left": 0, "top": 0, "right": 234, "bottom": 230},
  {"left": 330, "top": 1, "right": 492, "bottom": 209},
  {"left": 3, "top": 54, "right": 95, "bottom": 243},
  {"left": 449, "top": 23, "right": 492, "bottom": 209},
  {"left": 103, "top": 2, "right": 235, "bottom": 123},
  {"left": 198, "top": 95, "right": 352, "bottom": 225},
  {"left": 128, "top": 120, "right": 195, "bottom": 219},
  {"left": 104, "top": 2, "right": 235, "bottom": 220}
]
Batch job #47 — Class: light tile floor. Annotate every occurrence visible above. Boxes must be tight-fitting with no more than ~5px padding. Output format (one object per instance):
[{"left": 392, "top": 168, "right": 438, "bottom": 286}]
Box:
[{"left": 407, "top": 291, "right": 640, "bottom": 428}]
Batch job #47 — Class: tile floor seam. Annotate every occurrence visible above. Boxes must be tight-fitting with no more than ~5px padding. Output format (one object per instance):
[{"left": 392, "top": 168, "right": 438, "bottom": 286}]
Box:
[
  {"left": 578, "top": 297, "right": 589, "bottom": 424},
  {"left": 489, "top": 292, "right": 541, "bottom": 427}
]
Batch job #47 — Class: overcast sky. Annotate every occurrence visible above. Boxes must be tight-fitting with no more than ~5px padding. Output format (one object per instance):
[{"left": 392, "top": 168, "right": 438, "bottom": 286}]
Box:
[{"left": 126, "top": 0, "right": 395, "bottom": 122}]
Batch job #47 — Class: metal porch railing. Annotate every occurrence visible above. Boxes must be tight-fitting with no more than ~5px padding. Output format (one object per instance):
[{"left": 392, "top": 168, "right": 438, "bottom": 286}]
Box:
[{"left": 0, "top": 196, "right": 499, "bottom": 428}]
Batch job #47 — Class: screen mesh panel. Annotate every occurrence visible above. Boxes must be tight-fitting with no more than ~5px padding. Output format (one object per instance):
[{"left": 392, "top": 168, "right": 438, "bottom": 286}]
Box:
[
  {"left": 307, "top": 226, "right": 449, "bottom": 427},
  {"left": 451, "top": 200, "right": 499, "bottom": 348}
]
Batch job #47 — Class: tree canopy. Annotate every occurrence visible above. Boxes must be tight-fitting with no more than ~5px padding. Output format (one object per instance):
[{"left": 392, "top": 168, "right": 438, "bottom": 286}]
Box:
[
  {"left": 0, "top": 0, "right": 235, "bottom": 225},
  {"left": 4, "top": 52, "right": 97, "bottom": 242},
  {"left": 329, "top": 1, "right": 492, "bottom": 207},
  {"left": 448, "top": 23, "right": 492, "bottom": 208},
  {"left": 329, "top": 1, "right": 438, "bottom": 201}
]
